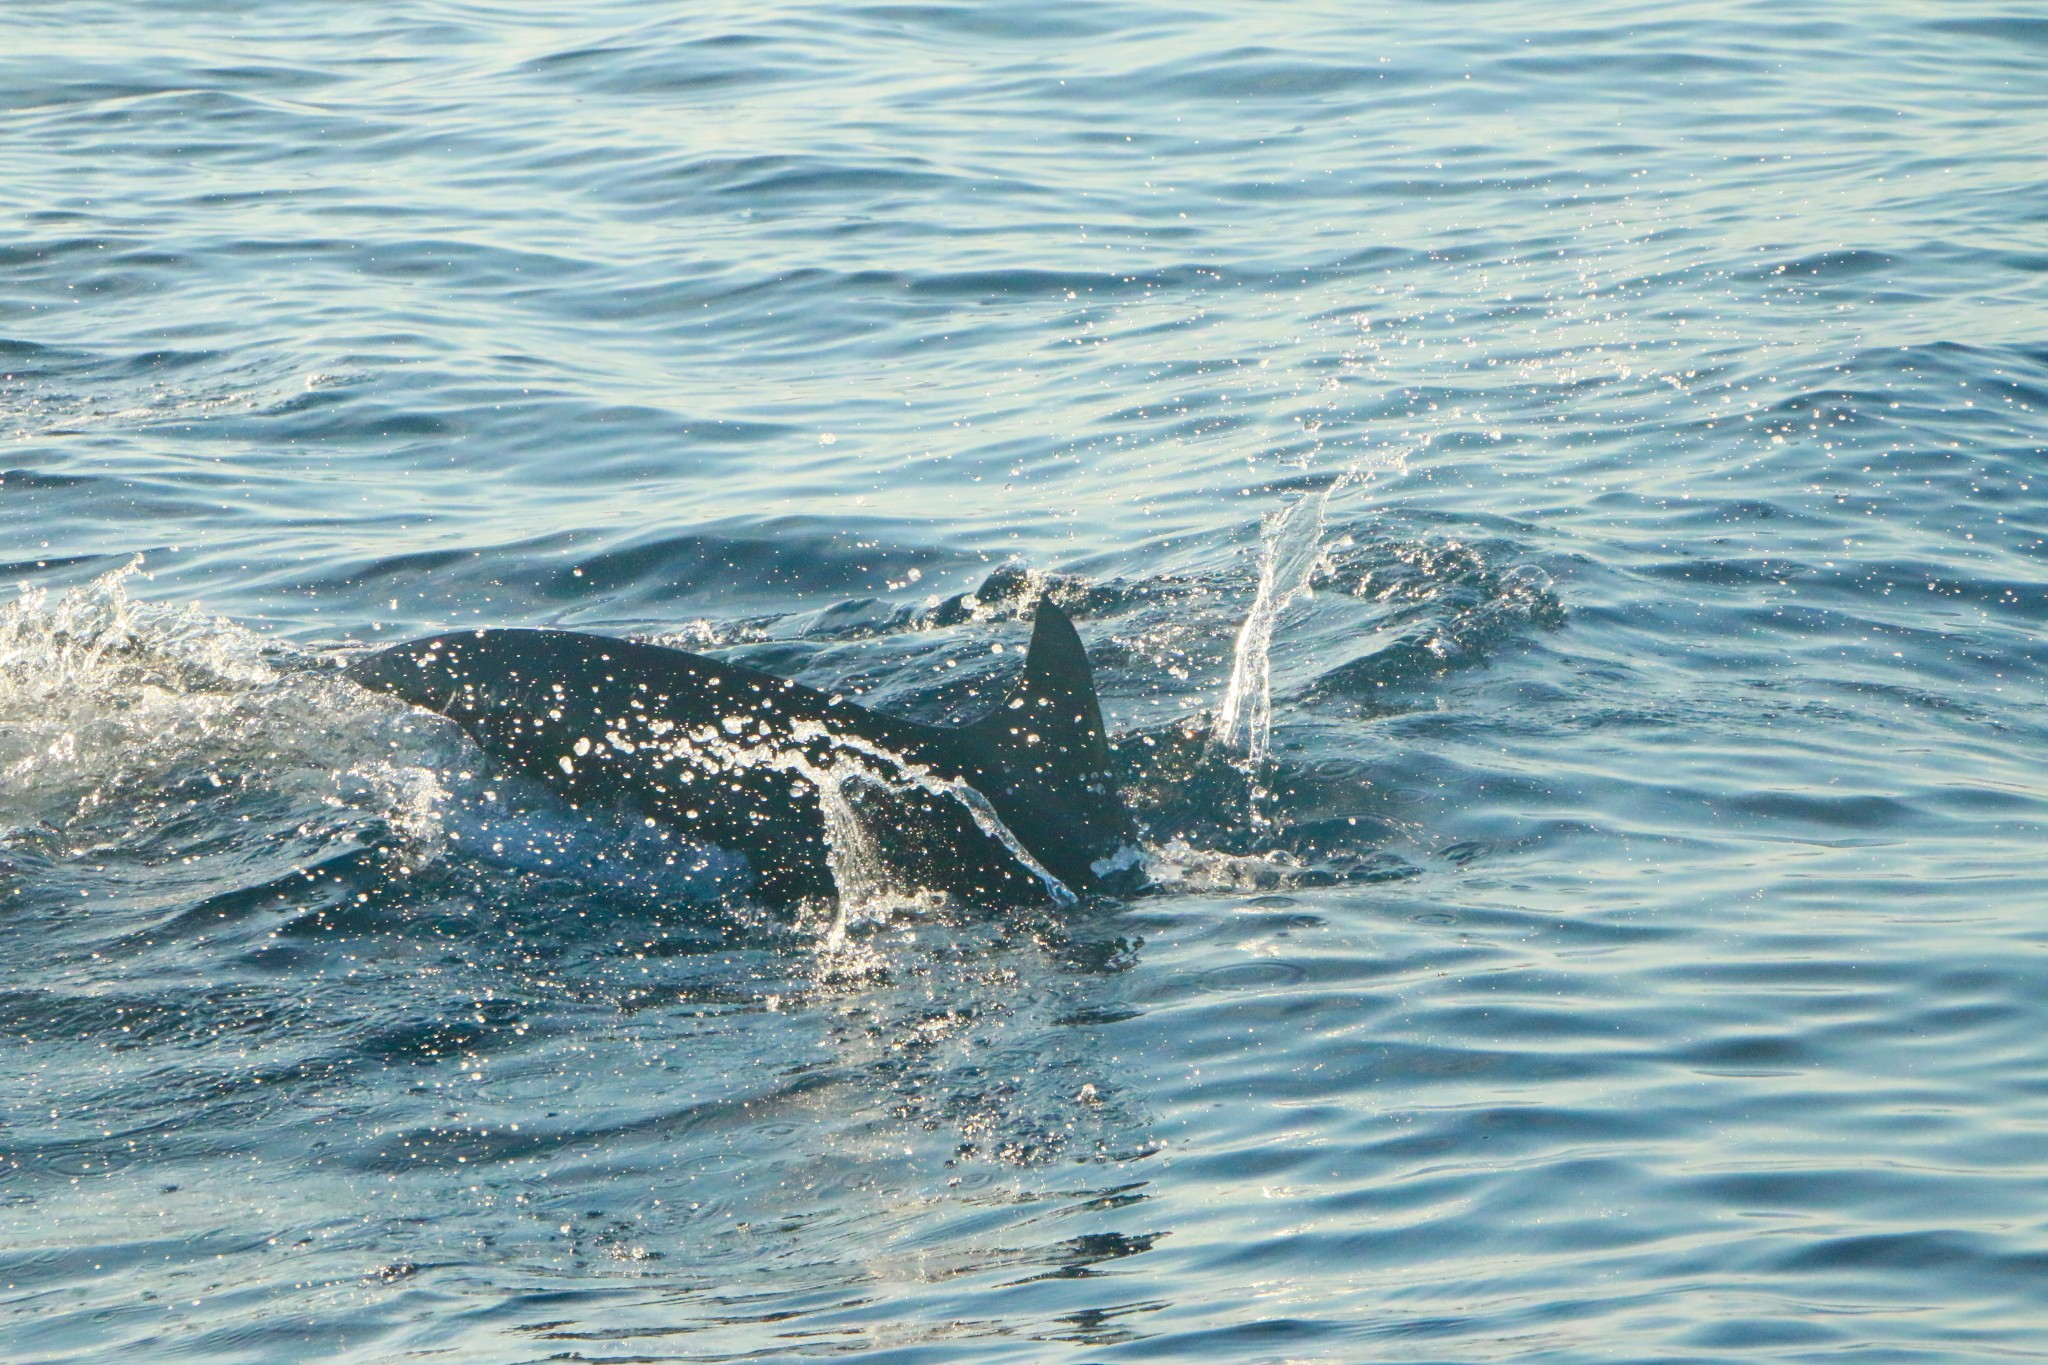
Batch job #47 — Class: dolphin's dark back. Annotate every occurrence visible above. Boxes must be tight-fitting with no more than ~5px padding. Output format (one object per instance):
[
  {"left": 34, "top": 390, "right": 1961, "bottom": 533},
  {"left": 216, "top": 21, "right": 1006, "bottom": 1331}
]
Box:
[{"left": 345, "top": 597, "right": 1141, "bottom": 907}]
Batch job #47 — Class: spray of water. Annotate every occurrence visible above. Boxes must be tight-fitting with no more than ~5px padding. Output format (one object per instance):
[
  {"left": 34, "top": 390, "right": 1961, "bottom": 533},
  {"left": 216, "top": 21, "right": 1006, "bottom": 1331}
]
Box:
[
  {"left": 0, "top": 561, "right": 467, "bottom": 897},
  {"left": 1210, "top": 449, "right": 1408, "bottom": 824},
  {"left": 1212, "top": 475, "right": 1350, "bottom": 770}
]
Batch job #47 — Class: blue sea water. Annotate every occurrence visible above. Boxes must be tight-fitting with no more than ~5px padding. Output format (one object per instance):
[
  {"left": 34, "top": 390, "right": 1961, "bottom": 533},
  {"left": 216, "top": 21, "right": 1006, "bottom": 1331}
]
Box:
[{"left": 4, "top": 0, "right": 2048, "bottom": 1359}]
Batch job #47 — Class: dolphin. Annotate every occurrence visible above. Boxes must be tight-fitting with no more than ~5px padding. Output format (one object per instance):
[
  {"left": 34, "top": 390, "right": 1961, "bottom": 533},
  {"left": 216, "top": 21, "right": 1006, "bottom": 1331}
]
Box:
[{"left": 345, "top": 596, "right": 1143, "bottom": 908}]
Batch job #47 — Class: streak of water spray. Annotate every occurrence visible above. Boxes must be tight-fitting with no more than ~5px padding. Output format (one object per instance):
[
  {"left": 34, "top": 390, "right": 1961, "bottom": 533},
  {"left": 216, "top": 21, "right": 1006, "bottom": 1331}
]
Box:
[
  {"left": 1212, "top": 474, "right": 1349, "bottom": 770},
  {"left": 1213, "top": 450, "right": 1407, "bottom": 794}
]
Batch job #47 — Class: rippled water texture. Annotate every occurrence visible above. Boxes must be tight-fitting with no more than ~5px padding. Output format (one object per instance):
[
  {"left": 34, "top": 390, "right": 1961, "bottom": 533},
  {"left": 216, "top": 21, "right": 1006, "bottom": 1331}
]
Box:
[{"left": 5, "top": 1, "right": 2048, "bottom": 1360}]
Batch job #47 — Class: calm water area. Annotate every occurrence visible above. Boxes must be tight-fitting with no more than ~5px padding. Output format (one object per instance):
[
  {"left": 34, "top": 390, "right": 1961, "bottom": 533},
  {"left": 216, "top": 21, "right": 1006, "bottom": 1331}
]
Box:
[{"left": 4, "top": 2, "right": 2047, "bottom": 1359}]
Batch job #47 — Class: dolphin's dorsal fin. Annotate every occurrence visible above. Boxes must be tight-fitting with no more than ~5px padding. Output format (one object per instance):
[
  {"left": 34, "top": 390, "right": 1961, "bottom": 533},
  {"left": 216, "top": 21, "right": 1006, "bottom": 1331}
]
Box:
[
  {"left": 963, "top": 596, "right": 1112, "bottom": 771},
  {"left": 955, "top": 596, "right": 1139, "bottom": 890}
]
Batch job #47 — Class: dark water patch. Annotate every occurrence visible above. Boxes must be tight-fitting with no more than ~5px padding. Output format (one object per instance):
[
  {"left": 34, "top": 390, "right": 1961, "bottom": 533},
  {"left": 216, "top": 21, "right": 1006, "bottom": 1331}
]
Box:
[
  {"left": 0, "top": 1232, "right": 269, "bottom": 1291},
  {"left": 0, "top": 468, "right": 98, "bottom": 493},
  {"left": 139, "top": 846, "right": 389, "bottom": 942},
  {"left": 722, "top": 161, "right": 973, "bottom": 202},
  {"left": 1128, "top": 1318, "right": 1358, "bottom": 1360},
  {"left": 1928, "top": 17, "right": 2048, "bottom": 48},
  {"left": 1056, "top": 52, "right": 1429, "bottom": 107},
  {"left": 290, "top": 519, "right": 968, "bottom": 630},
  {"left": 517, "top": 27, "right": 806, "bottom": 98},
  {"left": 0, "top": 550, "right": 135, "bottom": 584},
  {"left": 0, "top": 73, "right": 187, "bottom": 115},
  {"left": 1055, "top": 1004, "right": 1145, "bottom": 1028},
  {"left": 1747, "top": 248, "right": 1897, "bottom": 281},
  {"left": 1768, "top": 1229, "right": 2048, "bottom": 1287},
  {"left": 0, "top": 985, "right": 292, "bottom": 1051}
]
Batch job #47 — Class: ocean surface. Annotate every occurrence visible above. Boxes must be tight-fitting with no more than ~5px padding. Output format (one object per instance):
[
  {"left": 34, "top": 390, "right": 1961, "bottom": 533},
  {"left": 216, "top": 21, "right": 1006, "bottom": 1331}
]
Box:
[{"left": 5, "top": 2, "right": 2048, "bottom": 1360}]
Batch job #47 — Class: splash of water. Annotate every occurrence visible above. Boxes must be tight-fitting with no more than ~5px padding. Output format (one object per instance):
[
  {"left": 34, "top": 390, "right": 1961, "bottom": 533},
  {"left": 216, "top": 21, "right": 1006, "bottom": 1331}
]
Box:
[
  {"left": 0, "top": 562, "right": 470, "bottom": 907},
  {"left": 1142, "top": 837, "right": 1318, "bottom": 894},
  {"left": 807, "top": 766, "right": 907, "bottom": 934},
  {"left": 1213, "top": 448, "right": 1413, "bottom": 763},
  {"left": 1208, "top": 450, "right": 1409, "bottom": 833},
  {"left": 1212, "top": 477, "right": 1347, "bottom": 770}
]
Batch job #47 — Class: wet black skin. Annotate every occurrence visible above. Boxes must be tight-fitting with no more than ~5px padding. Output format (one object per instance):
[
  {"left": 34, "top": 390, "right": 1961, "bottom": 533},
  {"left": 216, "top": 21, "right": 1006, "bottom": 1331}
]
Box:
[{"left": 345, "top": 596, "right": 1142, "bottom": 908}]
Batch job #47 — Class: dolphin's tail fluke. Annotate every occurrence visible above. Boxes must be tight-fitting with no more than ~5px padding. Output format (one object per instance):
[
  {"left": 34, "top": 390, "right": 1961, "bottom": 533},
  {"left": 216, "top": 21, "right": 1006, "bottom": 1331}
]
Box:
[{"left": 955, "top": 597, "right": 1145, "bottom": 893}]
